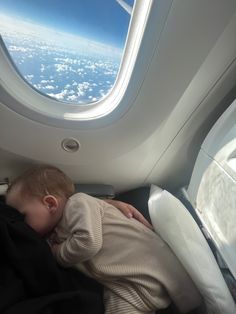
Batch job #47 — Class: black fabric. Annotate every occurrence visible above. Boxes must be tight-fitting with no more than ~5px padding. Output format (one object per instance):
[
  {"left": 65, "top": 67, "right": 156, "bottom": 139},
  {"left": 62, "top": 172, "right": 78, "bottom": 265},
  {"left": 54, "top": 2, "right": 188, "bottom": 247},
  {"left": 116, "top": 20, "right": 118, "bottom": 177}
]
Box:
[{"left": 0, "top": 201, "right": 104, "bottom": 314}]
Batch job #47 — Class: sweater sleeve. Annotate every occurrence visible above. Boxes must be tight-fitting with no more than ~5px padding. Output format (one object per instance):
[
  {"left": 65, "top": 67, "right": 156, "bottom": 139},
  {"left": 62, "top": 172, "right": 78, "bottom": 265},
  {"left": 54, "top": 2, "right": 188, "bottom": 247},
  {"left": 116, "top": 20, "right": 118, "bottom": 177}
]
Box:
[{"left": 54, "top": 193, "right": 103, "bottom": 267}]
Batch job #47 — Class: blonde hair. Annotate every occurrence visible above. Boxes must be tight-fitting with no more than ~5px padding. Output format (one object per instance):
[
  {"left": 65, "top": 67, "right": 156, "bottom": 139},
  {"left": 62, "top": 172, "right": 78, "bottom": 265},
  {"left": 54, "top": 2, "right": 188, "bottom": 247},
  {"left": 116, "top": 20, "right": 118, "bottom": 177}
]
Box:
[{"left": 7, "top": 165, "right": 75, "bottom": 200}]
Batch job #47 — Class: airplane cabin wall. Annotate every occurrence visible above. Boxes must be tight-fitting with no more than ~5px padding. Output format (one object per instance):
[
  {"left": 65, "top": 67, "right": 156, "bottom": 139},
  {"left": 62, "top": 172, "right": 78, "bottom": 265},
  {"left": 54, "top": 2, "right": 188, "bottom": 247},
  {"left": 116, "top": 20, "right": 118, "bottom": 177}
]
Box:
[{"left": 0, "top": 0, "right": 236, "bottom": 194}]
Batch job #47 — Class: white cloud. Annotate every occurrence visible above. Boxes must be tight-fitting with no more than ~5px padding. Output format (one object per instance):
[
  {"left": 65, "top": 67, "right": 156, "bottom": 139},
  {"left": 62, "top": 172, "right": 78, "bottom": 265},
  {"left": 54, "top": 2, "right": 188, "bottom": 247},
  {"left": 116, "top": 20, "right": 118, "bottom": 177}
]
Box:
[
  {"left": 0, "top": 13, "right": 121, "bottom": 104},
  {"left": 67, "top": 95, "right": 78, "bottom": 101},
  {"left": 85, "top": 64, "right": 97, "bottom": 71},
  {"left": 40, "top": 64, "right": 46, "bottom": 72},
  {"left": 33, "top": 83, "right": 43, "bottom": 90},
  {"left": 55, "top": 64, "right": 69, "bottom": 72},
  {"left": 77, "top": 68, "right": 84, "bottom": 73},
  {"left": 48, "top": 90, "right": 68, "bottom": 100},
  {"left": 26, "top": 74, "right": 34, "bottom": 80},
  {"left": 44, "top": 85, "right": 54, "bottom": 90},
  {"left": 8, "top": 45, "right": 32, "bottom": 53}
]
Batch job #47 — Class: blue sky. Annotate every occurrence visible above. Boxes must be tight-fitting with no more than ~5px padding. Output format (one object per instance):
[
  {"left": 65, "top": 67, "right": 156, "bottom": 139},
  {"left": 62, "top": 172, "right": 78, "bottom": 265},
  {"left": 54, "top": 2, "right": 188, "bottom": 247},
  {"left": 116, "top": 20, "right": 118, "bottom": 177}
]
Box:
[{"left": 0, "top": 0, "right": 134, "bottom": 47}]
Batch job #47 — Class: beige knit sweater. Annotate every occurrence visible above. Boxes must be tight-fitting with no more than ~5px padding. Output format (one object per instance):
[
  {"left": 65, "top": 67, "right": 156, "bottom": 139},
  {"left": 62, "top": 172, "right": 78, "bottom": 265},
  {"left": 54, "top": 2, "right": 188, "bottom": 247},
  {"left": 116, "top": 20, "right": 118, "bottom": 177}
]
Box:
[{"left": 52, "top": 193, "right": 202, "bottom": 313}]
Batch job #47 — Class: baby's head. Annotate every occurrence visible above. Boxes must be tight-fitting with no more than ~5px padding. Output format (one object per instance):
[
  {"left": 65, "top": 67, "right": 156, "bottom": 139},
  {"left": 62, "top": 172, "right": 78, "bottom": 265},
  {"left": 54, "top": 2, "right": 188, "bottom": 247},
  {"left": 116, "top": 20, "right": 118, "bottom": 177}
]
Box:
[{"left": 6, "top": 165, "right": 75, "bottom": 235}]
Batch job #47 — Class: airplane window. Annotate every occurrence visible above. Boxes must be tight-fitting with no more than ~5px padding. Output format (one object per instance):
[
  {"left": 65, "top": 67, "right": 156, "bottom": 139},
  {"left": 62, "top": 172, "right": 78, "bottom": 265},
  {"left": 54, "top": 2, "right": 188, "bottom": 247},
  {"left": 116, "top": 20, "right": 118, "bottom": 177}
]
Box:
[{"left": 0, "top": 0, "right": 134, "bottom": 105}]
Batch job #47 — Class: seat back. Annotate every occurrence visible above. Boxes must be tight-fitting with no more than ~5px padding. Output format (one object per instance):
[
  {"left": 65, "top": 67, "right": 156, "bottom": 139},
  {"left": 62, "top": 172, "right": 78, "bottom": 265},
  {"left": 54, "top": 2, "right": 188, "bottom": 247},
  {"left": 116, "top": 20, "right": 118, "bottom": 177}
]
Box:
[{"left": 148, "top": 185, "right": 236, "bottom": 314}]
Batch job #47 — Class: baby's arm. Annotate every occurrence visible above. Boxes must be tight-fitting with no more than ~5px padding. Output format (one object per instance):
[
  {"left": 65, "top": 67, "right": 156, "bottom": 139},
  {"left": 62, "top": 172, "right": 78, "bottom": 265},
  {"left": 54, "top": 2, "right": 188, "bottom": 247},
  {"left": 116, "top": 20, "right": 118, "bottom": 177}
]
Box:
[
  {"left": 52, "top": 195, "right": 103, "bottom": 267},
  {"left": 104, "top": 199, "right": 153, "bottom": 229}
]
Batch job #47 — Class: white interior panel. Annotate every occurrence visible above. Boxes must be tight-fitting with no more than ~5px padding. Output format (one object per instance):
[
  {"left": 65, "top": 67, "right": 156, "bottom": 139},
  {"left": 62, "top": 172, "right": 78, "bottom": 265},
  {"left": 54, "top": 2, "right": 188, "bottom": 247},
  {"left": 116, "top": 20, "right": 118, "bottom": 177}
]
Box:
[{"left": 0, "top": 0, "right": 236, "bottom": 193}]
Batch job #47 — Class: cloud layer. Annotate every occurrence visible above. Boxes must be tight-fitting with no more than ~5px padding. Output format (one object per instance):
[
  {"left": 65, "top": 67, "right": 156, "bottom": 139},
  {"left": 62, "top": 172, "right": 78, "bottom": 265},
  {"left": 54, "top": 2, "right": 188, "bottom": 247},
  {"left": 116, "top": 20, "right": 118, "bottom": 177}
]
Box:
[{"left": 0, "top": 13, "right": 122, "bottom": 104}]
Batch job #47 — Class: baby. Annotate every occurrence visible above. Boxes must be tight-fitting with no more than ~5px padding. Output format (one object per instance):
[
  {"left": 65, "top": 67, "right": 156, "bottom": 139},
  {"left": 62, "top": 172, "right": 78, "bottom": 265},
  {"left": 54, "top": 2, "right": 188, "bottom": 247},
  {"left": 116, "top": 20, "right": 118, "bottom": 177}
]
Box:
[{"left": 6, "top": 165, "right": 201, "bottom": 314}]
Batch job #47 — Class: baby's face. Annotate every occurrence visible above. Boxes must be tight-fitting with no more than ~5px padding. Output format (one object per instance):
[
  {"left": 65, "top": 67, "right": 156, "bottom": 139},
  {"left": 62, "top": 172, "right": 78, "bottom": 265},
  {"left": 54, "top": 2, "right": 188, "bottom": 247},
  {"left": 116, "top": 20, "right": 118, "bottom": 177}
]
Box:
[{"left": 6, "top": 189, "right": 61, "bottom": 235}]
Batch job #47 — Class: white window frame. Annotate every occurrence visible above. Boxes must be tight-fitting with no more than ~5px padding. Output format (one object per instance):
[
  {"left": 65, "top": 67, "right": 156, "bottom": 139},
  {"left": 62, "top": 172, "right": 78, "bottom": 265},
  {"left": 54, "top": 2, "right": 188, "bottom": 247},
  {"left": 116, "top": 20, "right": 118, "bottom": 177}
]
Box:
[{"left": 0, "top": 0, "right": 172, "bottom": 129}]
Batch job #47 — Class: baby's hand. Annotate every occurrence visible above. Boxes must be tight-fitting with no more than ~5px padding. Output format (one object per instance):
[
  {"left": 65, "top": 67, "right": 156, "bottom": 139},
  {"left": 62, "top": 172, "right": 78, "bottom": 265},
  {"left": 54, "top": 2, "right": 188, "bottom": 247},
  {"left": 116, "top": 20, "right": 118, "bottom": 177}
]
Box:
[{"left": 104, "top": 199, "right": 153, "bottom": 229}]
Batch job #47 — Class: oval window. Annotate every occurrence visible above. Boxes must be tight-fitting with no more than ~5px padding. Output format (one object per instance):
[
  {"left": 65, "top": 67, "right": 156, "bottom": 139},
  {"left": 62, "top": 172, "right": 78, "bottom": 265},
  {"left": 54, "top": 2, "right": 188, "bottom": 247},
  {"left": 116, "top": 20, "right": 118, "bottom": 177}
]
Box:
[{"left": 0, "top": 0, "right": 134, "bottom": 105}]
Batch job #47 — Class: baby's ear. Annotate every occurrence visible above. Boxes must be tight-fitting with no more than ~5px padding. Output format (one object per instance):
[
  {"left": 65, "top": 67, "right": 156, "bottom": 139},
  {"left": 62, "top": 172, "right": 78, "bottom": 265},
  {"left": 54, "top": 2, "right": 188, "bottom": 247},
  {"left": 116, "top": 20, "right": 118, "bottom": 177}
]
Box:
[{"left": 43, "top": 195, "right": 58, "bottom": 214}]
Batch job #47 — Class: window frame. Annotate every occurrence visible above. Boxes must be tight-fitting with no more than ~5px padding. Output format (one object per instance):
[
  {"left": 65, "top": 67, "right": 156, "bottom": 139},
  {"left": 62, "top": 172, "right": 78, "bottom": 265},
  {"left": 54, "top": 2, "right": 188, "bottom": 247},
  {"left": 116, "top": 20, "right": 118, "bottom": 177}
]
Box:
[{"left": 0, "top": 0, "right": 171, "bottom": 129}]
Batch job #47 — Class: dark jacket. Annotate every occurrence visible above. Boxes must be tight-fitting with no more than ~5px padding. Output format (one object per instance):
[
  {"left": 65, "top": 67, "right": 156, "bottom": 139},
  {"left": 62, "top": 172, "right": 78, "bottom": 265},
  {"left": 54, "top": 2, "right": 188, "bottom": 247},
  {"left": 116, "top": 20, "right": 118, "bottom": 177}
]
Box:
[{"left": 0, "top": 202, "right": 104, "bottom": 314}]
